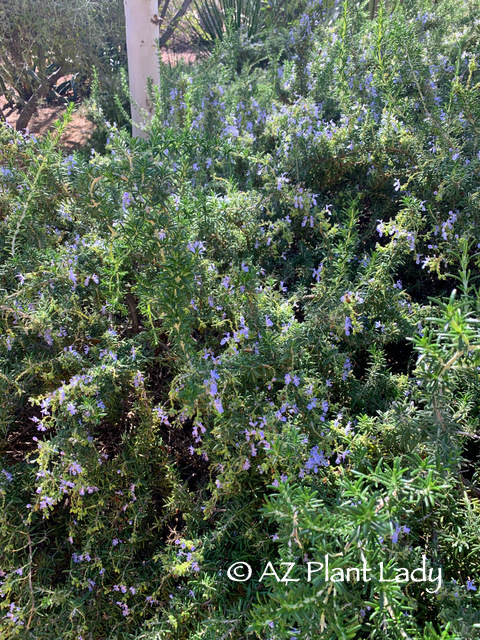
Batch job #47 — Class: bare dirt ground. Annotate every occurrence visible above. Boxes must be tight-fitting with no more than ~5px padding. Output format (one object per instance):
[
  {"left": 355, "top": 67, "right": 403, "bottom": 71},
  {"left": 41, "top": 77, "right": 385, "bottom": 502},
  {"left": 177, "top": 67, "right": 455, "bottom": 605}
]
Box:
[
  {"left": 162, "top": 49, "right": 197, "bottom": 66},
  {"left": 1, "top": 97, "right": 95, "bottom": 151},
  {"left": 1, "top": 49, "right": 197, "bottom": 150}
]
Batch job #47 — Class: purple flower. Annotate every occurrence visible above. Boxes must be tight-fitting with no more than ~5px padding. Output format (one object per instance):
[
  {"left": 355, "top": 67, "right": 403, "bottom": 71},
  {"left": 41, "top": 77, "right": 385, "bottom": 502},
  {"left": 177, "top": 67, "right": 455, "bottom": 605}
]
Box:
[
  {"left": 63, "top": 155, "right": 77, "bottom": 174},
  {"left": 467, "top": 580, "right": 476, "bottom": 591},
  {"left": 40, "top": 496, "right": 55, "bottom": 509},
  {"left": 122, "top": 192, "right": 132, "bottom": 211},
  {"left": 68, "top": 462, "right": 82, "bottom": 475},
  {"left": 133, "top": 371, "right": 144, "bottom": 388},
  {"left": 208, "top": 380, "right": 218, "bottom": 396},
  {"left": 344, "top": 316, "right": 352, "bottom": 336},
  {"left": 2, "top": 469, "right": 13, "bottom": 482},
  {"left": 305, "top": 446, "right": 329, "bottom": 473},
  {"left": 187, "top": 240, "right": 206, "bottom": 254},
  {"left": 312, "top": 264, "right": 323, "bottom": 282},
  {"left": 335, "top": 450, "right": 350, "bottom": 464},
  {"left": 66, "top": 403, "right": 77, "bottom": 416},
  {"left": 390, "top": 523, "right": 409, "bottom": 544},
  {"left": 153, "top": 406, "right": 170, "bottom": 425},
  {"left": 0, "top": 167, "right": 13, "bottom": 179}
]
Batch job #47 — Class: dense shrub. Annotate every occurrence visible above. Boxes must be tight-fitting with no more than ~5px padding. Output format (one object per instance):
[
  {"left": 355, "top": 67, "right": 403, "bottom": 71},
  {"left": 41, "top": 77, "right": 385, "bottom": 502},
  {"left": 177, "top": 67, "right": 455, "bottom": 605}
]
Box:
[
  {"left": 1, "top": 1, "right": 480, "bottom": 638},
  {"left": 0, "top": 0, "right": 126, "bottom": 130}
]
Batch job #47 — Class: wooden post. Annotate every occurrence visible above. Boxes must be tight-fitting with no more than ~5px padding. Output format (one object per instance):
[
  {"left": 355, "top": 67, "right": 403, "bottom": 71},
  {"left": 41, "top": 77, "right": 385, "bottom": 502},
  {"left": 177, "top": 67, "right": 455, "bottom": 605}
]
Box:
[{"left": 124, "top": 0, "right": 160, "bottom": 138}]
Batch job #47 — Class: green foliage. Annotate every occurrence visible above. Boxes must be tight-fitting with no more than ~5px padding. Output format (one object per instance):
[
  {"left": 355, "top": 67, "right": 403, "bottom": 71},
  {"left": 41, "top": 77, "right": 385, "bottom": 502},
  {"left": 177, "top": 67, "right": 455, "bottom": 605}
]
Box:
[
  {"left": 194, "top": 0, "right": 279, "bottom": 44},
  {"left": 1, "top": 0, "right": 480, "bottom": 638}
]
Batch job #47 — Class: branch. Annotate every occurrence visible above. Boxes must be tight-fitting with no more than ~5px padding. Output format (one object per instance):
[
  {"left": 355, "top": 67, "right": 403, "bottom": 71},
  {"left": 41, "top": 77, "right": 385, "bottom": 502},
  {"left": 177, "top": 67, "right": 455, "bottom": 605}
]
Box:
[
  {"left": 25, "top": 533, "right": 35, "bottom": 631},
  {"left": 460, "top": 473, "right": 480, "bottom": 500},
  {"left": 159, "top": 0, "right": 171, "bottom": 24},
  {"left": 125, "top": 293, "right": 140, "bottom": 334},
  {"left": 404, "top": 47, "right": 456, "bottom": 150},
  {"left": 157, "top": 0, "right": 193, "bottom": 48},
  {"left": 15, "top": 65, "right": 64, "bottom": 131}
]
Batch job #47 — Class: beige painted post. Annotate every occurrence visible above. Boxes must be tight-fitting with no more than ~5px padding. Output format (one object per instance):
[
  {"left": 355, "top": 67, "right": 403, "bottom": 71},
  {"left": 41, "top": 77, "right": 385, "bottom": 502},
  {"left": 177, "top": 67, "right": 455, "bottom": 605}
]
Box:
[{"left": 124, "top": 0, "right": 160, "bottom": 138}]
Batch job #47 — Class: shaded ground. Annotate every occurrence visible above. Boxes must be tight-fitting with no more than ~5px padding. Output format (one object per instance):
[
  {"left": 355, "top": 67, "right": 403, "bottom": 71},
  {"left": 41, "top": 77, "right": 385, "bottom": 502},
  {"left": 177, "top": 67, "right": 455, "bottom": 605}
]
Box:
[{"left": 1, "top": 96, "right": 96, "bottom": 151}]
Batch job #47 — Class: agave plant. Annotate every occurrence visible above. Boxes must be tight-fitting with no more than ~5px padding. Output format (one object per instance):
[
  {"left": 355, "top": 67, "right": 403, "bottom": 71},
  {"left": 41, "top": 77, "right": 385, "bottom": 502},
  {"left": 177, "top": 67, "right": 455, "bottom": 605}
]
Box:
[{"left": 193, "top": 0, "right": 276, "bottom": 44}]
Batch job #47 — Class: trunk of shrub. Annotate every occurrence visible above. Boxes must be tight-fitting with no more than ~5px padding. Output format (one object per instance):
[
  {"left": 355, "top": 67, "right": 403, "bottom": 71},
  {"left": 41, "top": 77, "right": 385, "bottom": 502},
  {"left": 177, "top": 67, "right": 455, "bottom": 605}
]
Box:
[{"left": 15, "top": 67, "right": 63, "bottom": 131}]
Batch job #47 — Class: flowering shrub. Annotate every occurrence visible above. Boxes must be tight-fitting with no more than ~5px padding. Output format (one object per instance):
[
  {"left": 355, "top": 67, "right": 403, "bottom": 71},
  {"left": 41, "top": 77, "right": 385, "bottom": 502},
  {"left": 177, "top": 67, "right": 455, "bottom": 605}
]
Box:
[{"left": 1, "top": 0, "right": 480, "bottom": 638}]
